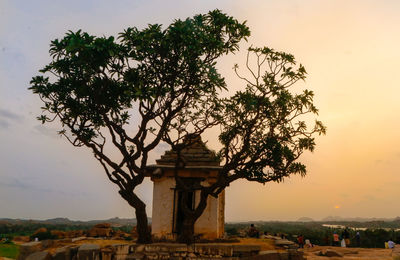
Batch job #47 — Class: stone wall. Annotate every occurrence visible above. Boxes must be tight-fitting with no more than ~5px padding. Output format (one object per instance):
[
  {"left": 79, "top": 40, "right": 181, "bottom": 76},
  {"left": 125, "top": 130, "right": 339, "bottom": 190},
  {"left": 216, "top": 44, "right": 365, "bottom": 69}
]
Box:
[
  {"left": 151, "top": 177, "right": 224, "bottom": 240},
  {"left": 18, "top": 241, "right": 305, "bottom": 259},
  {"left": 151, "top": 177, "right": 176, "bottom": 240}
]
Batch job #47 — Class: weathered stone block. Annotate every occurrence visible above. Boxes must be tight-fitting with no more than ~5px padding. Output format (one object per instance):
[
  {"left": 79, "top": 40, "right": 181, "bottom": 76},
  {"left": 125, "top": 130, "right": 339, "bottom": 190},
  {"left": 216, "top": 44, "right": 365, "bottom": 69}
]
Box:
[
  {"left": 132, "top": 244, "right": 145, "bottom": 252},
  {"left": 115, "top": 255, "right": 129, "bottom": 260},
  {"left": 77, "top": 243, "right": 100, "bottom": 260},
  {"left": 26, "top": 251, "right": 51, "bottom": 260},
  {"left": 52, "top": 246, "right": 72, "bottom": 260},
  {"left": 145, "top": 252, "right": 159, "bottom": 259},
  {"left": 112, "top": 243, "right": 130, "bottom": 255},
  {"left": 232, "top": 244, "right": 260, "bottom": 257},
  {"left": 143, "top": 243, "right": 188, "bottom": 253},
  {"left": 278, "top": 251, "right": 289, "bottom": 260},
  {"left": 17, "top": 241, "right": 43, "bottom": 260},
  {"left": 126, "top": 253, "right": 145, "bottom": 259},
  {"left": 195, "top": 244, "right": 233, "bottom": 257},
  {"left": 158, "top": 252, "right": 171, "bottom": 259},
  {"left": 101, "top": 247, "right": 113, "bottom": 260}
]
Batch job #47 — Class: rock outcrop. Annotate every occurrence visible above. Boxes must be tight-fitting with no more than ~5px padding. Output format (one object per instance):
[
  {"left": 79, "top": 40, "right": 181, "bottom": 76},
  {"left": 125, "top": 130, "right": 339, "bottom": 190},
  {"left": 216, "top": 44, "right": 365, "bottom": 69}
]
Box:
[{"left": 87, "top": 223, "right": 112, "bottom": 237}]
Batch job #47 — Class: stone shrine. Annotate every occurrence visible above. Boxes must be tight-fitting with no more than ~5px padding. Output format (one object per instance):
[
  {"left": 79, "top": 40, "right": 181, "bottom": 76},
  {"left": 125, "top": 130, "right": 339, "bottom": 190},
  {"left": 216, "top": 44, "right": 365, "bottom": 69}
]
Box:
[{"left": 147, "top": 136, "right": 224, "bottom": 240}]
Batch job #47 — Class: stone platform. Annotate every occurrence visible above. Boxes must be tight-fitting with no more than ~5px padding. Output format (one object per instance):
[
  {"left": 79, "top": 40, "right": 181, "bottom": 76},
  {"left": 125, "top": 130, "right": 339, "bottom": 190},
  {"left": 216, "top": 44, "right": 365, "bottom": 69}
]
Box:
[{"left": 18, "top": 241, "right": 305, "bottom": 259}]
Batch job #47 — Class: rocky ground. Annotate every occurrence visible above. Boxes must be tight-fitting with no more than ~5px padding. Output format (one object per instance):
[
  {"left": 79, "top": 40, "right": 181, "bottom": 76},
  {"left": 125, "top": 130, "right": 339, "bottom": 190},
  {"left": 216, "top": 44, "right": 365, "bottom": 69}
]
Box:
[
  {"left": 302, "top": 245, "right": 393, "bottom": 259},
  {"left": 2, "top": 231, "right": 398, "bottom": 259}
]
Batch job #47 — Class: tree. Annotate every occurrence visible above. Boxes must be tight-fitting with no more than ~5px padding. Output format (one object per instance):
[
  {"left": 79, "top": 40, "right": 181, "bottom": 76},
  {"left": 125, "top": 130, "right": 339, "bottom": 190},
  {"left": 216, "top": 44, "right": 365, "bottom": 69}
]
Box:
[
  {"left": 166, "top": 47, "right": 326, "bottom": 243},
  {"left": 29, "top": 10, "right": 250, "bottom": 244}
]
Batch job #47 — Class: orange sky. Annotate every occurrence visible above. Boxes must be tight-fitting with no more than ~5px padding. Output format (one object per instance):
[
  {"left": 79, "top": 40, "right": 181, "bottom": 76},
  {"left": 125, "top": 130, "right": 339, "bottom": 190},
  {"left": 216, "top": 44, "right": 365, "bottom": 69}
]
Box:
[{"left": 0, "top": 0, "right": 399, "bottom": 221}]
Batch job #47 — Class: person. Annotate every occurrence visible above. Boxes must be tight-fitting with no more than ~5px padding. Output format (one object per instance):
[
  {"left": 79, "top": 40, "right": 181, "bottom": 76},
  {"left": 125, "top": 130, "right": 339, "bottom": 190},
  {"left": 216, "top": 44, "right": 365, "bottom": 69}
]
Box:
[
  {"left": 343, "top": 228, "right": 350, "bottom": 246},
  {"left": 305, "top": 239, "right": 313, "bottom": 248},
  {"left": 341, "top": 238, "right": 346, "bottom": 247},
  {"left": 388, "top": 239, "right": 395, "bottom": 249},
  {"left": 248, "top": 224, "right": 259, "bottom": 238},
  {"left": 355, "top": 232, "right": 361, "bottom": 247},
  {"left": 297, "top": 234, "right": 304, "bottom": 248},
  {"left": 333, "top": 231, "right": 339, "bottom": 246},
  {"left": 324, "top": 234, "right": 330, "bottom": 246}
]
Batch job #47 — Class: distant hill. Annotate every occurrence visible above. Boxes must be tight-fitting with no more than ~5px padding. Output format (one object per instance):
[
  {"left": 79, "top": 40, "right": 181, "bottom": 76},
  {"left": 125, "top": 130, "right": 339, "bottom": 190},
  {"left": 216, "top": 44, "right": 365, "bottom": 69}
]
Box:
[
  {"left": 297, "top": 217, "right": 315, "bottom": 222},
  {"left": 0, "top": 217, "right": 149, "bottom": 226},
  {"left": 321, "top": 216, "right": 395, "bottom": 222}
]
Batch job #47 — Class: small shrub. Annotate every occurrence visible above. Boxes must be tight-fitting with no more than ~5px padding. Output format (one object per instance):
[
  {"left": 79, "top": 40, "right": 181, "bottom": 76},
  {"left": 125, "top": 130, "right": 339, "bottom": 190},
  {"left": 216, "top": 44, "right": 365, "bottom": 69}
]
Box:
[{"left": 30, "top": 231, "right": 57, "bottom": 241}]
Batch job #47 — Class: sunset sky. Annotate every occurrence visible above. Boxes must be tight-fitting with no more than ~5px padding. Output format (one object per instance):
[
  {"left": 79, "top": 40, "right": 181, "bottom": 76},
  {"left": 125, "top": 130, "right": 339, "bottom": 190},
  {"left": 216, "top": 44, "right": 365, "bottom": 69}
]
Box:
[{"left": 1, "top": 0, "right": 400, "bottom": 222}]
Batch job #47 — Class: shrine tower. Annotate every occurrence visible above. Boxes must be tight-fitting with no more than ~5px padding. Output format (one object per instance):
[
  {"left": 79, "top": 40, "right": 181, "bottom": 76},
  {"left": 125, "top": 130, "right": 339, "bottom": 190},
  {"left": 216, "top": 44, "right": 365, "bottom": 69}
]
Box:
[{"left": 147, "top": 136, "right": 224, "bottom": 240}]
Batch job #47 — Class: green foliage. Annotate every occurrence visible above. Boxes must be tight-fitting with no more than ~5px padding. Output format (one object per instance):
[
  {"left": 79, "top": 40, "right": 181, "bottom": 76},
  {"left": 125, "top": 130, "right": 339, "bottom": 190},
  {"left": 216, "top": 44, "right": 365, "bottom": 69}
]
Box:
[
  {"left": 225, "top": 227, "right": 239, "bottom": 236},
  {"left": 30, "top": 231, "right": 58, "bottom": 241},
  {"left": 215, "top": 47, "right": 326, "bottom": 185},
  {"left": 30, "top": 9, "right": 249, "bottom": 147},
  {"left": 0, "top": 223, "right": 92, "bottom": 237},
  {"left": 30, "top": 9, "right": 324, "bottom": 242},
  {"left": 0, "top": 243, "right": 19, "bottom": 259},
  {"left": 225, "top": 222, "right": 400, "bottom": 248}
]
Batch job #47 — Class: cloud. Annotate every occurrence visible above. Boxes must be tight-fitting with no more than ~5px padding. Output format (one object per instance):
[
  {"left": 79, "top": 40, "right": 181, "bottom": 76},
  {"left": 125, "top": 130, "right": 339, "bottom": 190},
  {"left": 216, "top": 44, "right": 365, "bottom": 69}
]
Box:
[
  {"left": 0, "top": 119, "right": 9, "bottom": 129},
  {"left": 0, "top": 108, "right": 22, "bottom": 120},
  {"left": 0, "top": 108, "right": 23, "bottom": 129},
  {"left": 32, "top": 124, "right": 60, "bottom": 138},
  {"left": 0, "top": 177, "right": 88, "bottom": 197}
]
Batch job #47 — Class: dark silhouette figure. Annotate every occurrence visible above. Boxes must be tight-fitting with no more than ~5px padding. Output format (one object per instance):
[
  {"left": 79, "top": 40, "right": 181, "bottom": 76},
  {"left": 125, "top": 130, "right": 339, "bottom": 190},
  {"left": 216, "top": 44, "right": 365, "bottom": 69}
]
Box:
[
  {"left": 248, "top": 224, "right": 259, "bottom": 238},
  {"left": 297, "top": 234, "right": 304, "bottom": 248},
  {"left": 355, "top": 232, "right": 361, "bottom": 247},
  {"left": 343, "top": 228, "right": 350, "bottom": 246}
]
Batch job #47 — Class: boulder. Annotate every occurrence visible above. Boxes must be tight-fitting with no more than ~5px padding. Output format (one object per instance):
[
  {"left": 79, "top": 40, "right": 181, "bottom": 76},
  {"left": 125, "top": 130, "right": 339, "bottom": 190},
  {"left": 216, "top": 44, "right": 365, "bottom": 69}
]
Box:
[
  {"left": 40, "top": 239, "right": 55, "bottom": 249},
  {"left": 393, "top": 246, "right": 400, "bottom": 260},
  {"left": 51, "top": 230, "right": 67, "bottom": 239},
  {"left": 87, "top": 227, "right": 112, "bottom": 237},
  {"left": 66, "top": 230, "right": 84, "bottom": 238},
  {"left": 325, "top": 249, "right": 344, "bottom": 257},
  {"left": 94, "top": 223, "right": 111, "bottom": 228},
  {"left": 275, "top": 239, "right": 295, "bottom": 246},
  {"left": 112, "top": 230, "right": 130, "bottom": 239},
  {"left": 52, "top": 246, "right": 72, "bottom": 260},
  {"left": 17, "top": 241, "right": 43, "bottom": 260},
  {"left": 32, "top": 228, "right": 48, "bottom": 237},
  {"left": 87, "top": 224, "right": 112, "bottom": 237},
  {"left": 13, "top": 236, "right": 30, "bottom": 242},
  {"left": 26, "top": 251, "right": 51, "bottom": 260},
  {"left": 72, "top": 237, "right": 87, "bottom": 242}
]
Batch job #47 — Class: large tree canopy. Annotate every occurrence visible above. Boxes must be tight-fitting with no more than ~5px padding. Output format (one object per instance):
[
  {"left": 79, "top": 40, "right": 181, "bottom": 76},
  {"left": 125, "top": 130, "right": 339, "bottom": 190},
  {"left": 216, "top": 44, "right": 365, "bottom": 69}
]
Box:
[
  {"left": 30, "top": 9, "right": 325, "bottom": 244},
  {"left": 30, "top": 10, "right": 250, "bottom": 243},
  {"left": 166, "top": 46, "right": 326, "bottom": 243}
]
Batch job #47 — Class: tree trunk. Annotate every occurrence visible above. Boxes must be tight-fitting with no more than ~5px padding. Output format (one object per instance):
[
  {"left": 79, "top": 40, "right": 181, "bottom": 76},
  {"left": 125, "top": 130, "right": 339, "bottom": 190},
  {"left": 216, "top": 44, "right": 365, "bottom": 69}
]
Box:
[
  {"left": 177, "top": 216, "right": 196, "bottom": 244},
  {"left": 119, "top": 190, "right": 152, "bottom": 244},
  {"left": 177, "top": 190, "right": 209, "bottom": 244},
  {"left": 135, "top": 204, "right": 152, "bottom": 244}
]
